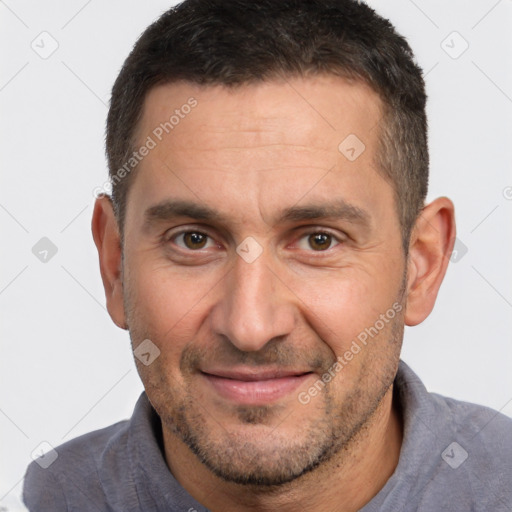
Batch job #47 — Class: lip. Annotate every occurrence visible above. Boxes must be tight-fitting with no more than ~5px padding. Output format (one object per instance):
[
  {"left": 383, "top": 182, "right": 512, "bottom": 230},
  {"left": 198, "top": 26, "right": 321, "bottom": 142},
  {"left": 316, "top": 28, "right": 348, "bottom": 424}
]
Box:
[{"left": 200, "top": 368, "right": 313, "bottom": 405}]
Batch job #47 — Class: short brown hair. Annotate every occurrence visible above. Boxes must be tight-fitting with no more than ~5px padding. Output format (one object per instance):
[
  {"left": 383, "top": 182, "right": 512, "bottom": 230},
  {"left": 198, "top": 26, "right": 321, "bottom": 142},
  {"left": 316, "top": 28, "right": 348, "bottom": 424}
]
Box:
[{"left": 106, "top": 0, "right": 428, "bottom": 251}]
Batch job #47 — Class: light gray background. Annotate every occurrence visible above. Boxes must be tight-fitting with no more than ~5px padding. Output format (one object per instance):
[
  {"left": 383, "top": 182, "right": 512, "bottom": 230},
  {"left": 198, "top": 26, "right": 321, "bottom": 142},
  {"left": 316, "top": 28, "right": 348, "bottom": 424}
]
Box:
[{"left": 1, "top": 1, "right": 511, "bottom": 510}]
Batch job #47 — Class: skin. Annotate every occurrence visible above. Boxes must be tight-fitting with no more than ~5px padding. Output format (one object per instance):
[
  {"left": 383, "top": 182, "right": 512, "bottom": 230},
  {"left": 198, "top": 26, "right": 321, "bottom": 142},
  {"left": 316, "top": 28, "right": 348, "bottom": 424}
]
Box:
[{"left": 92, "top": 75, "right": 455, "bottom": 511}]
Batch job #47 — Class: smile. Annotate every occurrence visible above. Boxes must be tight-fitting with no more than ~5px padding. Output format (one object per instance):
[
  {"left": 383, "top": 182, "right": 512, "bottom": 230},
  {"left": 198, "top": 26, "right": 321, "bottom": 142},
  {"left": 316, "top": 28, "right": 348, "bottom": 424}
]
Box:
[{"left": 200, "top": 369, "right": 314, "bottom": 405}]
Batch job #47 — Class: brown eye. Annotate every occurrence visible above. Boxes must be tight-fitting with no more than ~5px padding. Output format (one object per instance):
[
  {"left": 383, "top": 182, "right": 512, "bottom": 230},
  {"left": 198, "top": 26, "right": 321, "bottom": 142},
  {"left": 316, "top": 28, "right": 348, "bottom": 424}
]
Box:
[
  {"left": 308, "top": 232, "right": 333, "bottom": 251},
  {"left": 173, "top": 231, "right": 212, "bottom": 250}
]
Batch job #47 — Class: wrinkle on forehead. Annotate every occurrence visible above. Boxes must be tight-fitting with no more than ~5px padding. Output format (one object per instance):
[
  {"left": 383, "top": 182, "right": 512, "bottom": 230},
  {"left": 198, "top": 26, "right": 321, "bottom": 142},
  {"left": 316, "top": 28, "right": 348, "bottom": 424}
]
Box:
[
  {"left": 126, "top": 75, "right": 392, "bottom": 237},
  {"left": 136, "top": 75, "right": 382, "bottom": 155}
]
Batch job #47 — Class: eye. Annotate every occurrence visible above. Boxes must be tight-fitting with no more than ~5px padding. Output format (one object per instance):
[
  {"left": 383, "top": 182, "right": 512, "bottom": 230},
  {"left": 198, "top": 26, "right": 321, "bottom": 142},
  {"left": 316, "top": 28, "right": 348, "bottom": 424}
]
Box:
[
  {"left": 296, "top": 231, "right": 341, "bottom": 251},
  {"left": 171, "top": 231, "right": 216, "bottom": 250}
]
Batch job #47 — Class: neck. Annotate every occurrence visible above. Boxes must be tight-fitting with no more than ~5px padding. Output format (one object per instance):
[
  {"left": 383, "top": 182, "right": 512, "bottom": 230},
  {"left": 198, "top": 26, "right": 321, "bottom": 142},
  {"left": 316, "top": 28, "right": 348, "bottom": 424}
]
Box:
[{"left": 163, "top": 385, "right": 402, "bottom": 512}]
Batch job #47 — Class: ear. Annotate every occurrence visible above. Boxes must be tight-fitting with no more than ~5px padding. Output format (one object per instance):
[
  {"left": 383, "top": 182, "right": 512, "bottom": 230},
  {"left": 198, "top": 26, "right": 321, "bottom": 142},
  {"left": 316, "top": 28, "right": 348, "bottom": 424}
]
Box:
[
  {"left": 91, "top": 196, "right": 127, "bottom": 330},
  {"left": 404, "top": 197, "right": 456, "bottom": 326}
]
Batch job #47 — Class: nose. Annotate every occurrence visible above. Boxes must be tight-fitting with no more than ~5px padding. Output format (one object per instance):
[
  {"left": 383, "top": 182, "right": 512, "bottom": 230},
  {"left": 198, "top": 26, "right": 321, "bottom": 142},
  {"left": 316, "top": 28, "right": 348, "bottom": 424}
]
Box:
[{"left": 209, "top": 247, "right": 296, "bottom": 352}]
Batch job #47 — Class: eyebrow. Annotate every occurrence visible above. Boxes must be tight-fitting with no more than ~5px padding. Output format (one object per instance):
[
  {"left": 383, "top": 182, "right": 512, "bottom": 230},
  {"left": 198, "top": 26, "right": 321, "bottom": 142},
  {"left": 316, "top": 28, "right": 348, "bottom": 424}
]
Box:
[
  {"left": 142, "top": 198, "right": 371, "bottom": 232},
  {"left": 279, "top": 201, "right": 370, "bottom": 226},
  {"left": 143, "top": 200, "right": 227, "bottom": 232}
]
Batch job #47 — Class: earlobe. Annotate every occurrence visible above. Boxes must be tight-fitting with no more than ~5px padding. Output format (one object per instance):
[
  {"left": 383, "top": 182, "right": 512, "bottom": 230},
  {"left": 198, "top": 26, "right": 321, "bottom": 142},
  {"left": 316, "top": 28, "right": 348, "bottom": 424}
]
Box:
[
  {"left": 91, "top": 196, "right": 128, "bottom": 330},
  {"left": 404, "top": 197, "right": 456, "bottom": 326}
]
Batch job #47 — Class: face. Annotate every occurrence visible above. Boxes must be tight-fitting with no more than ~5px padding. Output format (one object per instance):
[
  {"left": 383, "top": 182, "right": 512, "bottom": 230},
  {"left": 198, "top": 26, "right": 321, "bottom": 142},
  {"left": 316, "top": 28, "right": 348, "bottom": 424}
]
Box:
[{"left": 122, "top": 76, "right": 407, "bottom": 486}]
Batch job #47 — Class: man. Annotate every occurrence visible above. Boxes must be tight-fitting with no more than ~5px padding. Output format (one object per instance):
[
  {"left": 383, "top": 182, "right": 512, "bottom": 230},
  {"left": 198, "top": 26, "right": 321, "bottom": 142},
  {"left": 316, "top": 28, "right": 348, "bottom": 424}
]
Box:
[{"left": 23, "top": 0, "right": 512, "bottom": 510}]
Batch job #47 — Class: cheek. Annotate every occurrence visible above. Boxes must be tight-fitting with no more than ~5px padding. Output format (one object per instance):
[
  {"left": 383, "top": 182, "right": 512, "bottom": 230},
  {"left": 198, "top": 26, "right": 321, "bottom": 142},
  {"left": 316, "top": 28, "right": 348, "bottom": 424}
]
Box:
[
  {"left": 126, "top": 267, "right": 206, "bottom": 390},
  {"left": 293, "top": 266, "right": 402, "bottom": 358},
  {"left": 125, "top": 255, "right": 221, "bottom": 348}
]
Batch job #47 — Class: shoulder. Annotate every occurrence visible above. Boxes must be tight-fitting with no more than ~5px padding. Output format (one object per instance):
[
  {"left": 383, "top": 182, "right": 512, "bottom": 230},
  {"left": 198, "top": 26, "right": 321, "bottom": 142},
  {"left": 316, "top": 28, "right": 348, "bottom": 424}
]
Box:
[
  {"left": 431, "top": 391, "right": 512, "bottom": 450},
  {"left": 428, "top": 392, "right": 512, "bottom": 509},
  {"left": 23, "top": 419, "right": 130, "bottom": 511},
  {"left": 395, "top": 362, "right": 512, "bottom": 509},
  {"left": 398, "top": 361, "right": 512, "bottom": 455}
]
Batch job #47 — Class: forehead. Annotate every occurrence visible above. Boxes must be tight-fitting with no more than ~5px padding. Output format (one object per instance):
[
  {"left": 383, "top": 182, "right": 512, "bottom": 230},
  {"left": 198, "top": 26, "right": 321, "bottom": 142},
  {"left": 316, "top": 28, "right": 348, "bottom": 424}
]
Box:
[
  {"left": 137, "top": 75, "right": 382, "bottom": 154},
  {"left": 127, "top": 75, "right": 391, "bottom": 231}
]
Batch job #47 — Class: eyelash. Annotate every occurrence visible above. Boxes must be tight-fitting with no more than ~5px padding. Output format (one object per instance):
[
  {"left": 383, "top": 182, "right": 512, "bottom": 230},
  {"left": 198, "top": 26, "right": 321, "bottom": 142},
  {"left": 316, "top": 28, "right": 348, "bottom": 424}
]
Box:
[{"left": 165, "top": 227, "right": 344, "bottom": 253}]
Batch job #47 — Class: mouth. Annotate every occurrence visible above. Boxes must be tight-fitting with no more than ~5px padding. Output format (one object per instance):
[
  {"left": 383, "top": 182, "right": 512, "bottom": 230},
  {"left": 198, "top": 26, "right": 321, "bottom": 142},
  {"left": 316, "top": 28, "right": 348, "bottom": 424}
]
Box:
[{"left": 200, "top": 368, "right": 314, "bottom": 405}]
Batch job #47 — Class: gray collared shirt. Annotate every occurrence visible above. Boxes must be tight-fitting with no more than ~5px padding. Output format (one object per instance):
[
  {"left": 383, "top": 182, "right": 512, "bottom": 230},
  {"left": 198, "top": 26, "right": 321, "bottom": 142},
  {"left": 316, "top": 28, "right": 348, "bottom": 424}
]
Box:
[{"left": 23, "top": 361, "right": 512, "bottom": 511}]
